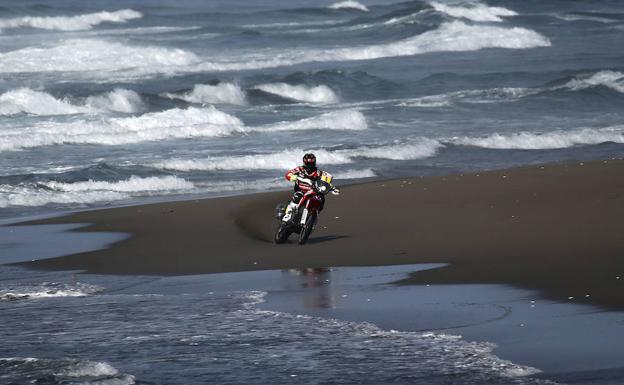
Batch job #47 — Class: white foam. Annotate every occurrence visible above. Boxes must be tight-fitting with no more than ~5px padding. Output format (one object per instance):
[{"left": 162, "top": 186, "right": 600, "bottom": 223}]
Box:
[
  {"left": 163, "top": 83, "right": 246, "bottom": 106},
  {"left": 399, "top": 87, "right": 538, "bottom": 108},
  {"left": 562, "top": 70, "right": 624, "bottom": 93},
  {"left": 0, "top": 88, "right": 88, "bottom": 116},
  {"left": 58, "top": 361, "right": 118, "bottom": 377},
  {"left": 0, "top": 22, "right": 548, "bottom": 80},
  {"left": 85, "top": 89, "right": 144, "bottom": 113},
  {"left": 0, "top": 282, "right": 103, "bottom": 300},
  {"left": 329, "top": 1, "right": 369, "bottom": 12},
  {"left": 0, "top": 88, "right": 143, "bottom": 116},
  {"left": 154, "top": 139, "right": 439, "bottom": 172},
  {"left": 154, "top": 149, "right": 352, "bottom": 172},
  {"left": 0, "top": 176, "right": 193, "bottom": 208},
  {"left": 253, "top": 83, "right": 339, "bottom": 104},
  {"left": 449, "top": 126, "right": 624, "bottom": 149},
  {"left": 0, "top": 39, "right": 199, "bottom": 77},
  {"left": 42, "top": 175, "right": 194, "bottom": 193},
  {"left": 0, "top": 108, "right": 365, "bottom": 152},
  {"left": 197, "top": 21, "right": 549, "bottom": 72},
  {"left": 430, "top": 1, "right": 517, "bottom": 22},
  {"left": 384, "top": 10, "right": 429, "bottom": 25},
  {"left": 0, "top": 106, "right": 243, "bottom": 151},
  {"left": 261, "top": 110, "right": 367, "bottom": 132},
  {"left": 556, "top": 14, "right": 615, "bottom": 23},
  {"left": 346, "top": 139, "right": 443, "bottom": 160},
  {"left": 0, "top": 9, "right": 142, "bottom": 32}
]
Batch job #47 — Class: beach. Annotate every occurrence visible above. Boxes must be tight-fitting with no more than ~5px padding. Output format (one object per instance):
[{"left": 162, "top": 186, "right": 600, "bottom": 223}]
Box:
[
  {"left": 2, "top": 159, "right": 623, "bottom": 383},
  {"left": 15, "top": 159, "right": 624, "bottom": 310}
]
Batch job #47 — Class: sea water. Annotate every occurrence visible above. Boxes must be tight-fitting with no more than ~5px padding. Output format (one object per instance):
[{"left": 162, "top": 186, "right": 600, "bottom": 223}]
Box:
[{"left": 1, "top": 0, "right": 623, "bottom": 218}]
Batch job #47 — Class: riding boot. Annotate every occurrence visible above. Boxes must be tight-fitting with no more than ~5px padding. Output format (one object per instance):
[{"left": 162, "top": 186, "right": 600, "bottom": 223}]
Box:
[{"left": 282, "top": 202, "right": 298, "bottom": 222}]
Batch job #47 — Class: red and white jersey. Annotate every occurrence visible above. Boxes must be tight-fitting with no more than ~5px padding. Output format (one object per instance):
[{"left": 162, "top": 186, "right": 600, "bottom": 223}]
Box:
[{"left": 285, "top": 167, "right": 331, "bottom": 192}]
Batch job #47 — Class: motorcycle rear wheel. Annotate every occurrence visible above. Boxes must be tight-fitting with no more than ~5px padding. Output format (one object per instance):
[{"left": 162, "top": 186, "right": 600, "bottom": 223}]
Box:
[{"left": 298, "top": 212, "right": 317, "bottom": 245}]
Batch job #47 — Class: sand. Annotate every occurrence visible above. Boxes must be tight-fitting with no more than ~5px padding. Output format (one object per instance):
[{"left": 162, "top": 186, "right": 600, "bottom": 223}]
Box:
[{"left": 13, "top": 159, "right": 624, "bottom": 310}]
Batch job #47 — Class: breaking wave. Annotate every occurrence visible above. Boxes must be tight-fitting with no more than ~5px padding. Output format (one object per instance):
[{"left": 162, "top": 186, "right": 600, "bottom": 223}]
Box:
[
  {"left": 399, "top": 87, "right": 539, "bottom": 107},
  {"left": 0, "top": 21, "right": 549, "bottom": 79},
  {"left": 261, "top": 110, "right": 367, "bottom": 132},
  {"left": 0, "top": 108, "right": 366, "bottom": 151},
  {"left": 430, "top": 2, "right": 518, "bottom": 22},
  {"left": 196, "top": 21, "right": 550, "bottom": 72},
  {"left": 0, "top": 88, "right": 89, "bottom": 116},
  {"left": 253, "top": 83, "right": 339, "bottom": 104},
  {"left": 329, "top": 1, "right": 369, "bottom": 12},
  {"left": 562, "top": 70, "right": 624, "bottom": 93},
  {"left": 154, "top": 149, "right": 352, "bottom": 171},
  {"left": 0, "top": 88, "right": 143, "bottom": 115},
  {"left": 449, "top": 126, "right": 624, "bottom": 150},
  {"left": 154, "top": 139, "right": 440, "bottom": 172},
  {"left": 0, "top": 9, "right": 142, "bottom": 32},
  {"left": 0, "top": 39, "right": 198, "bottom": 76},
  {"left": 163, "top": 83, "right": 247, "bottom": 106},
  {"left": 85, "top": 89, "right": 144, "bottom": 113},
  {"left": 0, "top": 176, "right": 194, "bottom": 208}
]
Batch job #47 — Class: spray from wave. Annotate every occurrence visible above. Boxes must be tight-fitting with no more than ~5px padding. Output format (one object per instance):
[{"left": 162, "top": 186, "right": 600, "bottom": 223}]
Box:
[
  {"left": 85, "top": 89, "right": 144, "bottom": 113},
  {"left": 329, "top": 1, "right": 369, "bottom": 12},
  {"left": 429, "top": 2, "right": 517, "bottom": 22},
  {"left": 0, "top": 9, "right": 142, "bottom": 32},
  {"left": 562, "top": 70, "right": 624, "bottom": 93},
  {"left": 162, "top": 83, "right": 247, "bottom": 106},
  {"left": 253, "top": 83, "right": 339, "bottom": 104}
]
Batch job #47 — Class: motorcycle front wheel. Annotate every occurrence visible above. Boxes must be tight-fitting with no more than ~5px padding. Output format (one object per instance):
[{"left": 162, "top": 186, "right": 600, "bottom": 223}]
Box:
[
  {"left": 274, "top": 222, "right": 292, "bottom": 244},
  {"left": 298, "top": 212, "right": 317, "bottom": 245}
]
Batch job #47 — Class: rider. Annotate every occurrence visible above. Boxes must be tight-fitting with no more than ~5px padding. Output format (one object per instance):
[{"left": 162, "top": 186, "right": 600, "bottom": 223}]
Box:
[{"left": 282, "top": 153, "right": 335, "bottom": 222}]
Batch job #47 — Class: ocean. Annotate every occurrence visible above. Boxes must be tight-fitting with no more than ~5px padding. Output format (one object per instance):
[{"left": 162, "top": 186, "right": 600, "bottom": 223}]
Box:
[
  {"left": 2, "top": 1, "right": 624, "bottom": 384},
  {"left": 1, "top": 0, "right": 623, "bottom": 218}
]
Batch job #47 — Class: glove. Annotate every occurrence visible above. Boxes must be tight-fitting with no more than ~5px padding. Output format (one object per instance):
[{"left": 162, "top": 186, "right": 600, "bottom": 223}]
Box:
[{"left": 289, "top": 174, "right": 298, "bottom": 182}]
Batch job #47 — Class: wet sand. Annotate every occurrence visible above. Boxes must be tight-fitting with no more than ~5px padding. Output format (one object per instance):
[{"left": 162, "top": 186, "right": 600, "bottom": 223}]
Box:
[{"left": 13, "top": 159, "right": 624, "bottom": 310}]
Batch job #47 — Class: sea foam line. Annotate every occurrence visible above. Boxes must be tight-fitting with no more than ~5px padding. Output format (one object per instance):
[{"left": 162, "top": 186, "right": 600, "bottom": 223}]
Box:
[
  {"left": 448, "top": 126, "right": 624, "bottom": 150},
  {"left": 153, "top": 139, "right": 441, "bottom": 172},
  {"left": 0, "top": 9, "right": 142, "bottom": 32},
  {"left": 0, "top": 108, "right": 366, "bottom": 152},
  {"left": 0, "top": 176, "right": 194, "bottom": 208}
]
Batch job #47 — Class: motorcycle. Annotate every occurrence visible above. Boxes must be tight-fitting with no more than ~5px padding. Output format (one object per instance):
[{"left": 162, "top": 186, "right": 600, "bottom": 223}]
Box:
[{"left": 274, "top": 176, "right": 339, "bottom": 245}]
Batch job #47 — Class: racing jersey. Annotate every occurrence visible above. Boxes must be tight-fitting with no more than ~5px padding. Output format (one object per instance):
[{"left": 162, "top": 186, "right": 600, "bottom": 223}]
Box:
[{"left": 285, "top": 166, "right": 333, "bottom": 192}]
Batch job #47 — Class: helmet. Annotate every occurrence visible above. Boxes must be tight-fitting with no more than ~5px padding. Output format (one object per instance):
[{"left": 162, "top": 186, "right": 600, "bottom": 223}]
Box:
[{"left": 303, "top": 153, "right": 317, "bottom": 173}]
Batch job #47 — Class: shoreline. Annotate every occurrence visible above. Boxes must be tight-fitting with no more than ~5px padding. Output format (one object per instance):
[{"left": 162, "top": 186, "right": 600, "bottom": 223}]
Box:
[{"left": 8, "top": 159, "right": 624, "bottom": 311}]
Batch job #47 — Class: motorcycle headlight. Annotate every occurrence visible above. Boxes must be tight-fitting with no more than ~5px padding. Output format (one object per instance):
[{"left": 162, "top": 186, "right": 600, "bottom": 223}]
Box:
[{"left": 319, "top": 185, "right": 327, "bottom": 192}]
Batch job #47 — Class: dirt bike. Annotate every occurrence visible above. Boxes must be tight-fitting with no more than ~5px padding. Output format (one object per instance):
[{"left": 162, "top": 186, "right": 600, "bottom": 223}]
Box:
[{"left": 274, "top": 177, "right": 339, "bottom": 245}]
